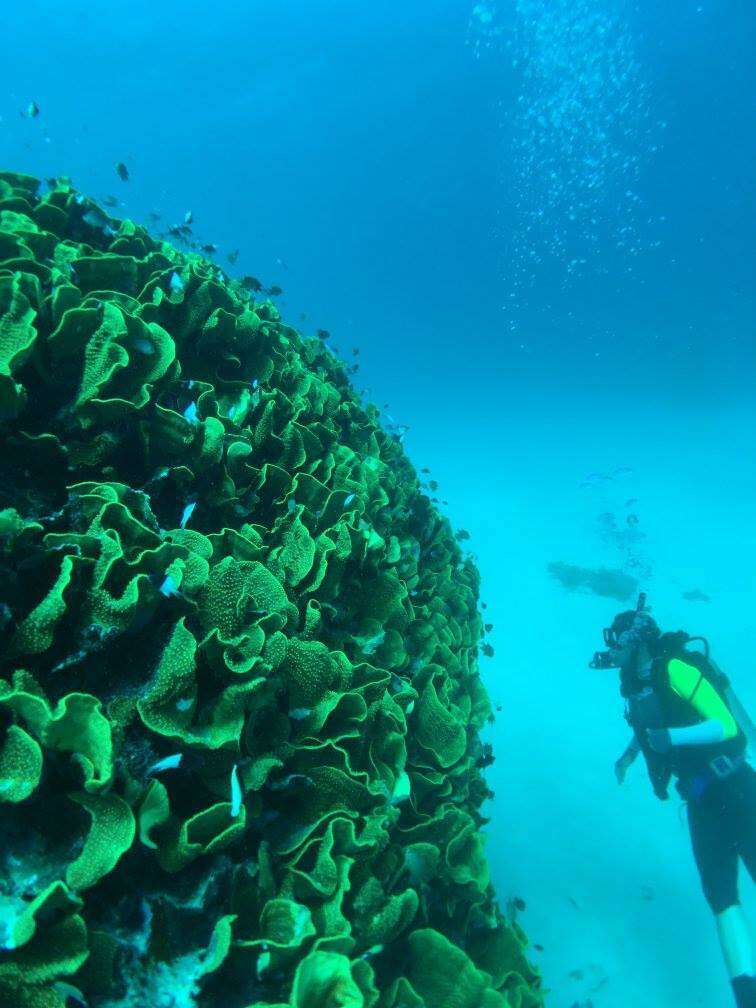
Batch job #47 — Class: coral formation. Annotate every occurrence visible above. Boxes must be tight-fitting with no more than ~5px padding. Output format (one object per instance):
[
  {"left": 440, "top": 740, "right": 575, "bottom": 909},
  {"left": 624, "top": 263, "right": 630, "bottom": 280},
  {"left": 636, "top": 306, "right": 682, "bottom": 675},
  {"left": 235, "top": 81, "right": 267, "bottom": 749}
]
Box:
[{"left": 0, "top": 171, "right": 544, "bottom": 1008}]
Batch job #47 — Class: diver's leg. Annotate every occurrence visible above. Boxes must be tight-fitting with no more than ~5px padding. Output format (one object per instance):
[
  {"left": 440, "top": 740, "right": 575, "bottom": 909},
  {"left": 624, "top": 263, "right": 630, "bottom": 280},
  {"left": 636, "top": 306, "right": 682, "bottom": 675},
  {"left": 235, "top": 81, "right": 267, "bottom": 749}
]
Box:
[
  {"left": 733, "top": 765, "right": 756, "bottom": 883},
  {"left": 725, "top": 766, "right": 756, "bottom": 1006},
  {"left": 686, "top": 782, "right": 756, "bottom": 1006},
  {"left": 718, "top": 905, "right": 756, "bottom": 1007}
]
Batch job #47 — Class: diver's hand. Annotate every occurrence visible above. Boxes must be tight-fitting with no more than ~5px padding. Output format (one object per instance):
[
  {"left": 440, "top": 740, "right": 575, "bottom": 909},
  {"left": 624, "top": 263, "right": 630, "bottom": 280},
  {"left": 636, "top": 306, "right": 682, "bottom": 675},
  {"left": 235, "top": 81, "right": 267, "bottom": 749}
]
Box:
[
  {"left": 614, "top": 757, "right": 630, "bottom": 785},
  {"left": 646, "top": 728, "right": 673, "bottom": 754}
]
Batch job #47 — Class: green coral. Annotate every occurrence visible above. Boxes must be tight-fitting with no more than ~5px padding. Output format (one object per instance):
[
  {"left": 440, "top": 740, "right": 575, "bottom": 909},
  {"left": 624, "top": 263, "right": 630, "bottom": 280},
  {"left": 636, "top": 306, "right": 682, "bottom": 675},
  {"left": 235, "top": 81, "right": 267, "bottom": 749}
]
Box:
[{"left": 0, "top": 171, "right": 544, "bottom": 1008}]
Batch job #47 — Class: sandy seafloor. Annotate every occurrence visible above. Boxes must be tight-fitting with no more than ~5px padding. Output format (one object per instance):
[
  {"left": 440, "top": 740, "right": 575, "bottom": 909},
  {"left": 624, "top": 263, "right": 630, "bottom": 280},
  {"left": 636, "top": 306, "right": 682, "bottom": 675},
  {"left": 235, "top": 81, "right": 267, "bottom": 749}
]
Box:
[{"left": 401, "top": 387, "right": 756, "bottom": 1008}]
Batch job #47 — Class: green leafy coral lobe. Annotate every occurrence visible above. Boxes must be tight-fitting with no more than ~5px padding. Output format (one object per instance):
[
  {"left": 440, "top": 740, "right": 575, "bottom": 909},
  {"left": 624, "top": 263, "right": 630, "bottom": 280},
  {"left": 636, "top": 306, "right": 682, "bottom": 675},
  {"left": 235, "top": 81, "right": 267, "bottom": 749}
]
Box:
[{"left": 0, "top": 172, "right": 544, "bottom": 1008}]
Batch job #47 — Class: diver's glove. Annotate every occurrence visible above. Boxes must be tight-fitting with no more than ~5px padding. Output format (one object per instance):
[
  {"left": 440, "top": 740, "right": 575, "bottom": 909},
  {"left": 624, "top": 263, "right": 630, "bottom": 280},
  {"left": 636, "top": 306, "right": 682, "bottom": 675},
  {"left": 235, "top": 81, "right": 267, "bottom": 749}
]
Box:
[{"left": 652, "top": 779, "right": 670, "bottom": 801}]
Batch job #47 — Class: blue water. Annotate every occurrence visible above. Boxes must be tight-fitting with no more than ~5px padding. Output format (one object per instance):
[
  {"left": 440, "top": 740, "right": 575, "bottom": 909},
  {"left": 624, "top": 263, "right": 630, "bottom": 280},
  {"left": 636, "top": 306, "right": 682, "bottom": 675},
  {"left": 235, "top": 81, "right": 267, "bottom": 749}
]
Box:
[{"left": 3, "top": 2, "right": 755, "bottom": 1005}]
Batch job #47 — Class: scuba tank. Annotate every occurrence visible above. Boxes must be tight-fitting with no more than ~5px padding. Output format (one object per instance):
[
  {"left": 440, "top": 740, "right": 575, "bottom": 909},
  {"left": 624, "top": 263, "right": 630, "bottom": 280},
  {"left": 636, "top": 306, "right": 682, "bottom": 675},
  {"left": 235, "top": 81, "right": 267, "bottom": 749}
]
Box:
[
  {"left": 672, "top": 632, "right": 756, "bottom": 761},
  {"left": 621, "top": 616, "right": 754, "bottom": 797}
]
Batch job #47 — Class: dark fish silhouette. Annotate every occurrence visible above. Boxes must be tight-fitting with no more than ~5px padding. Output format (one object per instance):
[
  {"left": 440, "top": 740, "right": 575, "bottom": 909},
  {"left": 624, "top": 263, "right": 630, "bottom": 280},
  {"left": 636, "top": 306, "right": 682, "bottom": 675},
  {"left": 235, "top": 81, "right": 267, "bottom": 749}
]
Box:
[
  {"left": 682, "top": 588, "right": 711, "bottom": 603},
  {"left": 115, "top": 162, "right": 129, "bottom": 181},
  {"left": 240, "top": 276, "right": 263, "bottom": 292}
]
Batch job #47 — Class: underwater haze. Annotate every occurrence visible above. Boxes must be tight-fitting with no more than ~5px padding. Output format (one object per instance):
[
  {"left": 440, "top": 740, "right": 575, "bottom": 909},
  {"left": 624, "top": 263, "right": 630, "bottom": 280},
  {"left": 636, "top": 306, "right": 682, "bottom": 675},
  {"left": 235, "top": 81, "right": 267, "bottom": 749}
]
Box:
[{"left": 2, "top": 0, "right": 756, "bottom": 1005}]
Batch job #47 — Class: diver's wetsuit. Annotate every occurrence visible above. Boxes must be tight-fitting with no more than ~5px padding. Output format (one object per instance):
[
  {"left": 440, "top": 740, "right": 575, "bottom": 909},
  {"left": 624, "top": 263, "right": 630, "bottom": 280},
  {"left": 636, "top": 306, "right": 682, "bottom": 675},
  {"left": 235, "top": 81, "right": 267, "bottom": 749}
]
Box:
[
  {"left": 622, "top": 655, "right": 756, "bottom": 913},
  {"left": 685, "top": 761, "right": 756, "bottom": 913}
]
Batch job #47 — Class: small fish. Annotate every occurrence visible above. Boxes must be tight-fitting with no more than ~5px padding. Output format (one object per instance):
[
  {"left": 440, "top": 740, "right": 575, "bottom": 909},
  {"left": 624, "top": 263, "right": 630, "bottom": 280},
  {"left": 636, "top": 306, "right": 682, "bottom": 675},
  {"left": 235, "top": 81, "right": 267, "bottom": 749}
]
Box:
[
  {"left": 115, "top": 161, "right": 129, "bottom": 182},
  {"left": 683, "top": 588, "right": 711, "bottom": 603},
  {"left": 182, "top": 402, "right": 198, "bottom": 424},
  {"left": 169, "top": 271, "right": 185, "bottom": 295},
  {"left": 132, "top": 338, "right": 154, "bottom": 355},
  {"left": 240, "top": 275, "right": 263, "bottom": 292},
  {"left": 484, "top": 623, "right": 493, "bottom": 632},
  {"left": 267, "top": 284, "right": 283, "bottom": 296},
  {"left": 626, "top": 513, "right": 639, "bottom": 526},
  {"left": 343, "top": 493, "right": 356, "bottom": 507},
  {"left": 481, "top": 643, "right": 494, "bottom": 657},
  {"left": 148, "top": 210, "right": 162, "bottom": 222},
  {"left": 533, "top": 943, "right": 544, "bottom": 952},
  {"left": 175, "top": 697, "right": 193, "bottom": 711},
  {"left": 289, "top": 707, "right": 311, "bottom": 720},
  {"left": 102, "top": 195, "right": 119, "bottom": 208},
  {"left": 148, "top": 753, "right": 183, "bottom": 775},
  {"left": 82, "top": 207, "right": 115, "bottom": 234},
  {"left": 513, "top": 896, "right": 526, "bottom": 911},
  {"left": 230, "top": 764, "right": 243, "bottom": 818},
  {"left": 455, "top": 529, "right": 471, "bottom": 541},
  {"left": 421, "top": 467, "right": 431, "bottom": 474},
  {"left": 159, "top": 574, "right": 180, "bottom": 597},
  {"left": 179, "top": 501, "right": 197, "bottom": 528},
  {"left": 201, "top": 242, "right": 217, "bottom": 255},
  {"left": 227, "top": 248, "right": 239, "bottom": 264},
  {"left": 360, "top": 944, "right": 385, "bottom": 960},
  {"left": 184, "top": 210, "right": 193, "bottom": 225},
  {"left": 316, "top": 328, "right": 331, "bottom": 340},
  {"left": 267, "top": 773, "right": 313, "bottom": 791},
  {"left": 25, "top": 101, "right": 40, "bottom": 118},
  {"left": 352, "top": 347, "right": 360, "bottom": 356}
]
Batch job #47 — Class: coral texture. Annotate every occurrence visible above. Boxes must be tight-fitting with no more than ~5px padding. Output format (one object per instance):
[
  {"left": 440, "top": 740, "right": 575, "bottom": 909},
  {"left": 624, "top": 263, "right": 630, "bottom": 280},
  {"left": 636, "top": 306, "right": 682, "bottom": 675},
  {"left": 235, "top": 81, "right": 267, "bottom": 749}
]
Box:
[{"left": 0, "top": 172, "right": 544, "bottom": 1008}]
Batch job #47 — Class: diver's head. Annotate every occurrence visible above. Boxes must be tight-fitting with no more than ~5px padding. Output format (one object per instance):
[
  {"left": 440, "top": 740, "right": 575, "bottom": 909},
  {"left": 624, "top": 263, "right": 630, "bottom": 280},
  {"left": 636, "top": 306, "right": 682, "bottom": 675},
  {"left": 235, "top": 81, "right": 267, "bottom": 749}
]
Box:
[{"left": 589, "top": 593, "right": 660, "bottom": 670}]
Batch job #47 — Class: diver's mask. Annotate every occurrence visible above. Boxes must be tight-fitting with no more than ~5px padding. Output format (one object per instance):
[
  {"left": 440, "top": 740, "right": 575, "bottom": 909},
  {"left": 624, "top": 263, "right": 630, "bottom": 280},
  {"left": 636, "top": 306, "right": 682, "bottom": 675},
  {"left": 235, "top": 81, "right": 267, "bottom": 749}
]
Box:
[{"left": 589, "top": 593, "right": 657, "bottom": 668}]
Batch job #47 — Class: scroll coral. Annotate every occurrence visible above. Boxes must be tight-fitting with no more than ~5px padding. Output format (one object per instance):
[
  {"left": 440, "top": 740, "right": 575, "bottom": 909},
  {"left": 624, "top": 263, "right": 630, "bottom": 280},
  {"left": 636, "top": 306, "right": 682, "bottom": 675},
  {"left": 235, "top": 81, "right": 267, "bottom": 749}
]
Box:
[{"left": 0, "top": 172, "right": 544, "bottom": 1008}]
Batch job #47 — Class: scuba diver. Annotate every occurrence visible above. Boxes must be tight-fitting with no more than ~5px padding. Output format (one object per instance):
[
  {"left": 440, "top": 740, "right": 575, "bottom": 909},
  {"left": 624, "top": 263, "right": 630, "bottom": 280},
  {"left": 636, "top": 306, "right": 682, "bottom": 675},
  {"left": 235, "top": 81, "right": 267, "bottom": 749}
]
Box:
[{"left": 590, "top": 594, "right": 756, "bottom": 1008}]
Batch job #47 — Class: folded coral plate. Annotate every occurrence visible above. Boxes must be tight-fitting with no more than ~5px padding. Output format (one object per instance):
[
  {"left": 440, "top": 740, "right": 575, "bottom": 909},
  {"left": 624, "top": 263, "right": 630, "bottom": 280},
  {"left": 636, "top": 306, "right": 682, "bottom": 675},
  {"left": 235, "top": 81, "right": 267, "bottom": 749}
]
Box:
[{"left": 0, "top": 171, "right": 544, "bottom": 1008}]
